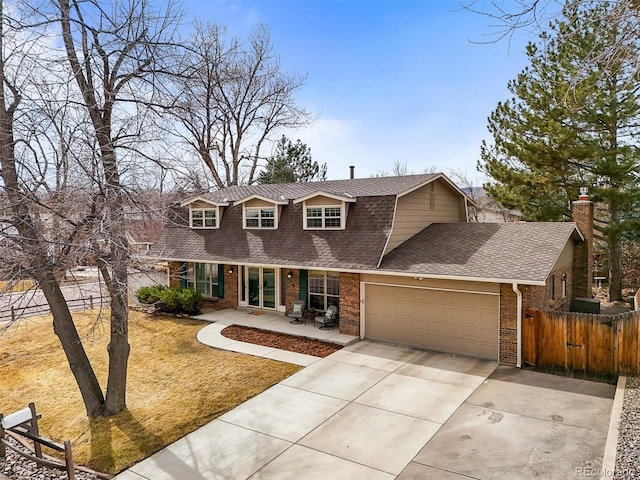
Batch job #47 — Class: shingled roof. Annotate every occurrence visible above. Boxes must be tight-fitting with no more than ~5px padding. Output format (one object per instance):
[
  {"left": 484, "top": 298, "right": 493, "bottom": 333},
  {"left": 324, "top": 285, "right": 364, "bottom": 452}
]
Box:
[
  {"left": 378, "top": 222, "right": 581, "bottom": 284},
  {"left": 151, "top": 195, "right": 396, "bottom": 271},
  {"left": 185, "top": 173, "right": 440, "bottom": 204}
]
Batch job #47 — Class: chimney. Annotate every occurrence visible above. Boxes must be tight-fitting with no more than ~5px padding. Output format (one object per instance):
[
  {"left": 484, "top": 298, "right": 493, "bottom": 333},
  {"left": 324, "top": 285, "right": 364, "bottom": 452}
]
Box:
[
  {"left": 349, "top": 165, "right": 355, "bottom": 179},
  {"left": 572, "top": 187, "right": 594, "bottom": 298}
]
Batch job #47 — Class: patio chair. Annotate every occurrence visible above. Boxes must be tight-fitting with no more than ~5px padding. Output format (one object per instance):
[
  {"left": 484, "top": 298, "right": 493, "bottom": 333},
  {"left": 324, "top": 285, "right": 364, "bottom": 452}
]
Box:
[
  {"left": 289, "top": 299, "right": 306, "bottom": 325},
  {"left": 316, "top": 305, "right": 338, "bottom": 330}
]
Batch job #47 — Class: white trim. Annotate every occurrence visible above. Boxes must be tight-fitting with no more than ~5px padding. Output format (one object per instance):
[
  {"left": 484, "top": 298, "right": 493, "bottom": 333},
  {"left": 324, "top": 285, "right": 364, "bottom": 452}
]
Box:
[
  {"left": 396, "top": 173, "right": 474, "bottom": 206},
  {"left": 235, "top": 194, "right": 288, "bottom": 206},
  {"left": 361, "top": 281, "right": 500, "bottom": 361},
  {"left": 512, "top": 283, "right": 523, "bottom": 368},
  {"left": 378, "top": 195, "right": 399, "bottom": 267},
  {"left": 180, "top": 196, "right": 229, "bottom": 207},
  {"left": 303, "top": 203, "right": 345, "bottom": 230},
  {"left": 360, "top": 282, "right": 366, "bottom": 340},
  {"left": 362, "top": 280, "right": 500, "bottom": 296},
  {"left": 541, "top": 229, "right": 581, "bottom": 282},
  {"left": 293, "top": 191, "right": 357, "bottom": 204},
  {"left": 148, "top": 256, "right": 548, "bottom": 287},
  {"left": 189, "top": 207, "right": 219, "bottom": 229},
  {"left": 243, "top": 206, "right": 278, "bottom": 230}
]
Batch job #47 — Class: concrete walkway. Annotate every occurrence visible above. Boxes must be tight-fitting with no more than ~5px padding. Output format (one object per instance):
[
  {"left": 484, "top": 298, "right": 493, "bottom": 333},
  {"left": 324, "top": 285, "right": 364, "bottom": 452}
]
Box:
[{"left": 194, "top": 308, "right": 359, "bottom": 367}]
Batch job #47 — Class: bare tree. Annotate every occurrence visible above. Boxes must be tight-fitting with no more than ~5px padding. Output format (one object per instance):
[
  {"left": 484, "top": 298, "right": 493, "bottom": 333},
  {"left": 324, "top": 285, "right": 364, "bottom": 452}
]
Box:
[
  {"left": 465, "top": 0, "right": 640, "bottom": 81},
  {"left": 165, "top": 22, "right": 311, "bottom": 188},
  {"left": 0, "top": 0, "right": 181, "bottom": 418}
]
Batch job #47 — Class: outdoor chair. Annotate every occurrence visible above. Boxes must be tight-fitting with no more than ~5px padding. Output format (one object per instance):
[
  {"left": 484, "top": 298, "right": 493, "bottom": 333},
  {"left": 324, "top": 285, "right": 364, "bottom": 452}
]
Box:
[
  {"left": 316, "top": 305, "right": 338, "bottom": 330},
  {"left": 289, "top": 299, "right": 306, "bottom": 325}
]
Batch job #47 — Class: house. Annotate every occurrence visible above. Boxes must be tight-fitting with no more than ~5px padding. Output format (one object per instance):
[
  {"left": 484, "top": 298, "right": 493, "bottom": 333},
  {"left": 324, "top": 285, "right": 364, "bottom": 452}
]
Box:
[{"left": 148, "top": 173, "right": 593, "bottom": 367}]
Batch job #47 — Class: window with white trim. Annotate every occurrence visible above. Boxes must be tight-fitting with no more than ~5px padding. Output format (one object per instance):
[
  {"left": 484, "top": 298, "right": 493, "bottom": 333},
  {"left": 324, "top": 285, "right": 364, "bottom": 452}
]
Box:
[
  {"left": 244, "top": 207, "right": 276, "bottom": 228},
  {"left": 308, "top": 271, "right": 340, "bottom": 310},
  {"left": 305, "top": 206, "right": 343, "bottom": 229},
  {"left": 190, "top": 208, "right": 217, "bottom": 228}
]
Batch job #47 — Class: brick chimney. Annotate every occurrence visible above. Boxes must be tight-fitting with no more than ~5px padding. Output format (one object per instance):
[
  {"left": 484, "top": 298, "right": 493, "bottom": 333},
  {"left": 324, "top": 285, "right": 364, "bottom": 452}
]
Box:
[{"left": 572, "top": 187, "right": 594, "bottom": 298}]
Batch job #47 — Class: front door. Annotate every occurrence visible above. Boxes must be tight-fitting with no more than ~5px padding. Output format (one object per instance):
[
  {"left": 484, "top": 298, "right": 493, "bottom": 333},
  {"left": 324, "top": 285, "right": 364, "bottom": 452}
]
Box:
[{"left": 247, "top": 267, "right": 277, "bottom": 309}]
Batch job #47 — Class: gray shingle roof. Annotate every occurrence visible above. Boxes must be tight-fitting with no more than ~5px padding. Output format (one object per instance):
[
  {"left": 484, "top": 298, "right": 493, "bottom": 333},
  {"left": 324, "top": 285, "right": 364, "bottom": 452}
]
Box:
[
  {"left": 151, "top": 196, "right": 396, "bottom": 270},
  {"left": 191, "top": 174, "right": 439, "bottom": 203},
  {"left": 378, "top": 222, "right": 579, "bottom": 284}
]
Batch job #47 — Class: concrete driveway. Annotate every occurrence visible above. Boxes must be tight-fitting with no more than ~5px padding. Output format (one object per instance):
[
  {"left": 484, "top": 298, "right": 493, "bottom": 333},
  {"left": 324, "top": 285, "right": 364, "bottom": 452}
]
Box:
[
  {"left": 113, "top": 341, "right": 614, "bottom": 480},
  {"left": 400, "top": 366, "right": 616, "bottom": 480}
]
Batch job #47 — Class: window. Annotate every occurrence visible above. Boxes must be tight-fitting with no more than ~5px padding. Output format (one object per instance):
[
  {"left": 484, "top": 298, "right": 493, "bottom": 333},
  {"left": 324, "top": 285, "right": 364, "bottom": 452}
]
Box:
[
  {"left": 245, "top": 207, "right": 276, "bottom": 228},
  {"left": 186, "top": 263, "right": 219, "bottom": 297},
  {"left": 190, "top": 208, "right": 217, "bottom": 228},
  {"left": 305, "top": 206, "right": 343, "bottom": 229},
  {"left": 548, "top": 274, "right": 556, "bottom": 301},
  {"left": 308, "top": 271, "right": 340, "bottom": 310},
  {"left": 561, "top": 273, "right": 567, "bottom": 299}
]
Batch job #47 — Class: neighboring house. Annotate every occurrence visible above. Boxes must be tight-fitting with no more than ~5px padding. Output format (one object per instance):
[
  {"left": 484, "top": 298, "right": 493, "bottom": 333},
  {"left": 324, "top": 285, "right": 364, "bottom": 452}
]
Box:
[
  {"left": 148, "top": 173, "right": 593, "bottom": 367},
  {"left": 463, "top": 186, "right": 521, "bottom": 223},
  {"left": 126, "top": 219, "right": 165, "bottom": 255}
]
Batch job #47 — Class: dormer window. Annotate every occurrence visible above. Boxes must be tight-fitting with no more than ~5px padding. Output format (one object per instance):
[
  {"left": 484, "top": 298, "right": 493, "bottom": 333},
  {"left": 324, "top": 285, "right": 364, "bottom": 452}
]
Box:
[
  {"left": 244, "top": 207, "right": 276, "bottom": 229},
  {"left": 293, "top": 192, "right": 354, "bottom": 231},
  {"left": 190, "top": 208, "right": 217, "bottom": 229},
  {"left": 305, "top": 206, "right": 343, "bottom": 229}
]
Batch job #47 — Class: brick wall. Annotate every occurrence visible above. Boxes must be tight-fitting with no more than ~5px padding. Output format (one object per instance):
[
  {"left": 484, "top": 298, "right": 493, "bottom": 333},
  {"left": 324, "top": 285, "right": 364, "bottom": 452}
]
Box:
[
  {"left": 167, "top": 261, "right": 183, "bottom": 287},
  {"left": 572, "top": 199, "right": 594, "bottom": 299},
  {"left": 284, "top": 269, "right": 300, "bottom": 315},
  {"left": 499, "top": 283, "right": 517, "bottom": 366},
  {"left": 218, "top": 265, "right": 238, "bottom": 309},
  {"left": 523, "top": 264, "right": 573, "bottom": 312},
  {"left": 339, "top": 272, "right": 360, "bottom": 336}
]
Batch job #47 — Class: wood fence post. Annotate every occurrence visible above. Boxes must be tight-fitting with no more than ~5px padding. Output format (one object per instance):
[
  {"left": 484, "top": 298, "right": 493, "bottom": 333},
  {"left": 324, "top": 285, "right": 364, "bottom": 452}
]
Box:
[
  {"left": 28, "top": 402, "right": 42, "bottom": 459},
  {"left": 0, "top": 413, "right": 5, "bottom": 457},
  {"left": 89, "top": 295, "right": 93, "bottom": 310},
  {"left": 64, "top": 440, "right": 75, "bottom": 480},
  {"left": 10, "top": 306, "right": 14, "bottom": 322}
]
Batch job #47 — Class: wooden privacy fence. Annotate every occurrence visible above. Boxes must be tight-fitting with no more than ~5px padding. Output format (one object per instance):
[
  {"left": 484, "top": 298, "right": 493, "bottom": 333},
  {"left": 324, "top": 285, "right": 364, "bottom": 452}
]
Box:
[{"left": 523, "top": 308, "right": 640, "bottom": 380}]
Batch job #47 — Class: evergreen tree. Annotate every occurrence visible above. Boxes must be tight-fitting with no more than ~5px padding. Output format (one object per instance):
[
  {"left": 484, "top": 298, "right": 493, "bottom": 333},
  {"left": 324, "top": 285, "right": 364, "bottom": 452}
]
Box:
[
  {"left": 257, "top": 136, "right": 327, "bottom": 184},
  {"left": 480, "top": 2, "right": 640, "bottom": 301}
]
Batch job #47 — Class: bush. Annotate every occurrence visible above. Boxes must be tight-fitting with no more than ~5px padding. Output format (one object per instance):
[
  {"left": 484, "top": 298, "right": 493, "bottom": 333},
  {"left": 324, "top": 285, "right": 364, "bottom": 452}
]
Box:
[
  {"left": 136, "top": 285, "right": 167, "bottom": 304},
  {"left": 135, "top": 285, "right": 203, "bottom": 315}
]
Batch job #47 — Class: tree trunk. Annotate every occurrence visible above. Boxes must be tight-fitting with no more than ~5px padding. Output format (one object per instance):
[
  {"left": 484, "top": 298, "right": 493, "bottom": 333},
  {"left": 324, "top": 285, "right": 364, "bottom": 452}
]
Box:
[
  {"left": 608, "top": 203, "right": 623, "bottom": 301},
  {"left": 38, "top": 271, "right": 106, "bottom": 417}
]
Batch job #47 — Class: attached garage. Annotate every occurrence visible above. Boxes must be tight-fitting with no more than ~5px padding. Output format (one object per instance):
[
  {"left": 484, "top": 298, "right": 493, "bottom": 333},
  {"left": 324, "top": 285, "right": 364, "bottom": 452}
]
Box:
[{"left": 364, "top": 283, "right": 500, "bottom": 360}]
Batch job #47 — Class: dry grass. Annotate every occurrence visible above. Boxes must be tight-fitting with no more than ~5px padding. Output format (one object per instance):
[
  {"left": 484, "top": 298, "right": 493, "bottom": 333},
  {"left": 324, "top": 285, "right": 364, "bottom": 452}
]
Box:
[
  {"left": 0, "top": 279, "right": 35, "bottom": 293},
  {"left": 0, "top": 310, "right": 301, "bottom": 474}
]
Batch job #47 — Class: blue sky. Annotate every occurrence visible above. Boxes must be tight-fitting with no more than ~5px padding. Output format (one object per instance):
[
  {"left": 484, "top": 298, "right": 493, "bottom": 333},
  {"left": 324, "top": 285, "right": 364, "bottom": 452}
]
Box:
[{"left": 182, "top": 0, "right": 536, "bottom": 182}]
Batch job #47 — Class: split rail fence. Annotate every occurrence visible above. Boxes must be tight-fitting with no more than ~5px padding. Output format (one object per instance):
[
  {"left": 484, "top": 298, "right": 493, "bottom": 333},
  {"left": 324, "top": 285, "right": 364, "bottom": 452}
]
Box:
[
  {"left": 0, "top": 295, "right": 108, "bottom": 323},
  {"left": 523, "top": 308, "right": 640, "bottom": 380}
]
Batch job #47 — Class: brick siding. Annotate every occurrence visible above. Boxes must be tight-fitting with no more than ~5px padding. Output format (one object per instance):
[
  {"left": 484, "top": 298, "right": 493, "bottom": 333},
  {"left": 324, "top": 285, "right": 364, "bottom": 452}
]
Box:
[
  {"left": 339, "top": 272, "right": 360, "bottom": 336},
  {"left": 499, "top": 283, "right": 517, "bottom": 366},
  {"left": 218, "top": 265, "right": 238, "bottom": 309},
  {"left": 284, "top": 269, "right": 300, "bottom": 315},
  {"left": 572, "top": 200, "right": 593, "bottom": 299}
]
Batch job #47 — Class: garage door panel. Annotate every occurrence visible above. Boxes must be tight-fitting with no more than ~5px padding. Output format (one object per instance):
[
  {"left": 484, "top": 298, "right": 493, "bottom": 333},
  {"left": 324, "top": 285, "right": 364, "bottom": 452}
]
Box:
[{"left": 365, "top": 284, "right": 499, "bottom": 360}]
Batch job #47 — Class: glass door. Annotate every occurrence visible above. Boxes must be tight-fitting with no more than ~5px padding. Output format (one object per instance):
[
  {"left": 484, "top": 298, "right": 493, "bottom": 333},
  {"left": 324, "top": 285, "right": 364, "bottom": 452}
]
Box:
[
  {"left": 248, "top": 267, "right": 260, "bottom": 307},
  {"left": 262, "top": 268, "right": 276, "bottom": 308},
  {"left": 246, "top": 267, "right": 277, "bottom": 309}
]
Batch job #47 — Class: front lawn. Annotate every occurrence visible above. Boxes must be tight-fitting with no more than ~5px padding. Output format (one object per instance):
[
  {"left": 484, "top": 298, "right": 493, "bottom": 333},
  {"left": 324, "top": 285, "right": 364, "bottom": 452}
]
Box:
[{"left": 0, "top": 310, "right": 301, "bottom": 474}]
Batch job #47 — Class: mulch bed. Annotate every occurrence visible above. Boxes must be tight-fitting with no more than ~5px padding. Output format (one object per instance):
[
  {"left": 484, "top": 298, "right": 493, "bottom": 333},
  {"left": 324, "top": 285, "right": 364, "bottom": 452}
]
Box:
[{"left": 221, "top": 325, "right": 343, "bottom": 358}]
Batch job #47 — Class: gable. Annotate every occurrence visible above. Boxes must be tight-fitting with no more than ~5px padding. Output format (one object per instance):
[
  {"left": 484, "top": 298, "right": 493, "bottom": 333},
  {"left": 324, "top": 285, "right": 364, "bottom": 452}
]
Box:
[{"left": 384, "top": 178, "right": 467, "bottom": 255}]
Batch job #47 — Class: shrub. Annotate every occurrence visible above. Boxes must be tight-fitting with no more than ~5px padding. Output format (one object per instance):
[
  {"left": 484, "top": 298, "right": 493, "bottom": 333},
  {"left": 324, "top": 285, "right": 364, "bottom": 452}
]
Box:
[
  {"left": 136, "top": 285, "right": 203, "bottom": 315},
  {"left": 136, "top": 285, "right": 167, "bottom": 304}
]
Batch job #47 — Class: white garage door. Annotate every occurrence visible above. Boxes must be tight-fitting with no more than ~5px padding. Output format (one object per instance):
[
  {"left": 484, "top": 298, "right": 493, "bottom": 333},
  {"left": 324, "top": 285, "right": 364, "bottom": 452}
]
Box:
[{"left": 365, "top": 284, "right": 499, "bottom": 360}]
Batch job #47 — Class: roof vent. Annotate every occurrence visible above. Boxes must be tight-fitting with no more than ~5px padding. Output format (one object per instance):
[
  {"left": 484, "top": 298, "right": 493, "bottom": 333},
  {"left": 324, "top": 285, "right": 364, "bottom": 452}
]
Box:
[{"left": 349, "top": 165, "right": 355, "bottom": 179}]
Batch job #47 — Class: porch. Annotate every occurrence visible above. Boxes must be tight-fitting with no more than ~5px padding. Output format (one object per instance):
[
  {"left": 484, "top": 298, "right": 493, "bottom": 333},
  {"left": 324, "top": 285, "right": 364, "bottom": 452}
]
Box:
[{"left": 193, "top": 308, "right": 359, "bottom": 366}]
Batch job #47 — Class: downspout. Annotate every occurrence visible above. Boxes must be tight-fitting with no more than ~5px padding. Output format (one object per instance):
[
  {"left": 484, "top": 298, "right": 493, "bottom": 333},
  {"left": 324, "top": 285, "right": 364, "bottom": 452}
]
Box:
[{"left": 512, "top": 283, "right": 523, "bottom": 368}]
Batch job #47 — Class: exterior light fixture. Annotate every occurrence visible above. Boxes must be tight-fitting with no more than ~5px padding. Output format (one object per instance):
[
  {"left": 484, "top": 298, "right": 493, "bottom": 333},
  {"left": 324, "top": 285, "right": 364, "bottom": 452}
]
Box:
[
  {"left": 228, "top": 266, "right": 234, "bottom": 274},
  {"left": 287, "top": 271, "right": 293, "bottom": 279}
]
